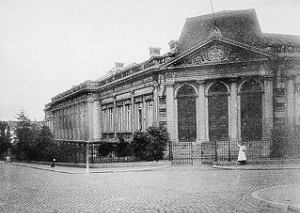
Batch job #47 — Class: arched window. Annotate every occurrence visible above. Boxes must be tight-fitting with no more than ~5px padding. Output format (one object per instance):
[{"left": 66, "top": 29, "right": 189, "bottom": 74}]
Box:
[
  {"left": 177, "top": 85, "right": 197, "bottom": 141},
  {"left": 240, "top": 79, "right": 263, "bottom": 141},
  {"left": 208, "top": 82, "right": 229, "bottom": 141}
]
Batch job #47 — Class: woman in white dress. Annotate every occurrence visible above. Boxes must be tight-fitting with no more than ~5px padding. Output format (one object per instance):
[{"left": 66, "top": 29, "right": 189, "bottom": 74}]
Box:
[{"left": 237, "top": 142, "right": 247, "bottom": 165}]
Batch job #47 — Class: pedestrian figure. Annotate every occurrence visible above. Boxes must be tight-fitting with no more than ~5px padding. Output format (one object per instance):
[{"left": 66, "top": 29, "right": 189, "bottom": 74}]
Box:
[
  {"left": 237, "top": 142, "right": 246, "bottom": 165},
  {"left": 51, "top": 159, "right": 56, "bottom": 167}
]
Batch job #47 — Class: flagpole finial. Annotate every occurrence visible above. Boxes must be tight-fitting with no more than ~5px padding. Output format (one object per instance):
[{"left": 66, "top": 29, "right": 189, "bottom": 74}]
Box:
[{"left": 209, "top": 0, "right": 217, "bottom": 26}]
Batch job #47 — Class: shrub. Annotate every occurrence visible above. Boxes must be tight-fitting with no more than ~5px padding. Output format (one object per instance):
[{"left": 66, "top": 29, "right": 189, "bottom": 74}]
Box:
[
  {"left": 270, "top": 126, "right": 288, "bottom": 158},
  {"left": 130, "top": 125, "right": 170, "bottom": 161},
  {"left": 115, "top": 136, "right": 131, "bottom": 157}
]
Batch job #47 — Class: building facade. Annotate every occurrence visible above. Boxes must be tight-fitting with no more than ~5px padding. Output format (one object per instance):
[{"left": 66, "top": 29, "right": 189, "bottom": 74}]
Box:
[{"left": 44, "top": 9, "right": 300, "bottom": 159}]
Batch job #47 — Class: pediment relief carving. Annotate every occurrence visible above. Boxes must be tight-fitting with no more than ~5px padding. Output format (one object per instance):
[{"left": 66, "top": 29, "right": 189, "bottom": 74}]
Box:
[{"left": 170, "top": 42, "right": 269, "bottom": 67}]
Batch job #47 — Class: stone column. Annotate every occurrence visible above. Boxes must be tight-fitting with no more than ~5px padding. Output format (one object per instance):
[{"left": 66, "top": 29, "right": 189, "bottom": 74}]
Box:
[
  {"left": 263, "top": 76, "right": 274, "bottom": 139},
  {"left": 196, "top": 81, "right": 206, "bottom": 142},
  {"left": 166, "top": 83, "right": 176, "bottom": 141},
  {"left": 93, "top": 100, "right": 101, "bottom": 141},
  {"left": 153, "top": 85, "right": 159, "bottom": 126},
  {"left": 286, "top": 75, "right": 296, "bottom": 132},
  {"left": 229, "top": 80, "right": 238, "bottom": 141}
]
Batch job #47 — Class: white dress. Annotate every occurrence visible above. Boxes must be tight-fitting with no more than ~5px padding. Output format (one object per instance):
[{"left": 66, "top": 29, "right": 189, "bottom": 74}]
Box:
[{"left": 238, "top": 145, "right": 246, "bottom": 161}]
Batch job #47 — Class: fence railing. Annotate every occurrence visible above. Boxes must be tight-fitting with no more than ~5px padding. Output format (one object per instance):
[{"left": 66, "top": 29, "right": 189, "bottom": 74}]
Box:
[
  {"left": 200, "top": 139, "right": 272, "bottom": 162},
  {"left": 170, "top": 139, "right": 272, "bottom": 164},
  {"left": 170, "top": 141, "right": 193, "bottom": 165}
]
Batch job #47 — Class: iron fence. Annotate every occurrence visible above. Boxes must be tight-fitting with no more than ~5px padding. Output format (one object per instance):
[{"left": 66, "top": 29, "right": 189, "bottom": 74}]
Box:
[
  {"left": 170, "top": 141, "right": 193, "bottom": 165},
  {"left": 200, "top": 139, "right": 272, "bottom": 162},
  {"left": 170, "top": 139, "right": 272, "bottom": 164}
]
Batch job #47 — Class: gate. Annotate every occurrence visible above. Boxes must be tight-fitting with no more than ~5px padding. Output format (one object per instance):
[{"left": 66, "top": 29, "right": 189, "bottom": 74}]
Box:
[{"left": 170, "top": 141, "right": 193, "bottom": 165}]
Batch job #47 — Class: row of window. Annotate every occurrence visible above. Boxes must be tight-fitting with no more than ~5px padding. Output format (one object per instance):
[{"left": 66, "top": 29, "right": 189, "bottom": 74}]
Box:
[
  {"left": 177, "top": 80, "right": 263, "bottom": 141},
  {"left": 102, "top": 100, "right": 154, "bottom": 133}
]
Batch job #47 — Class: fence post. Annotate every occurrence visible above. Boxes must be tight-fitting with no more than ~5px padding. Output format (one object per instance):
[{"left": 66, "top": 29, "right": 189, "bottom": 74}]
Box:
[
  {"left": 228, "top": 140, "right": 231, "bottom": 162},
  {"left": 169, "top": 141, "right": 173, "bottom": 161},
  {"left": 214, "top": 140, "right": 218, "bottom": 162}
]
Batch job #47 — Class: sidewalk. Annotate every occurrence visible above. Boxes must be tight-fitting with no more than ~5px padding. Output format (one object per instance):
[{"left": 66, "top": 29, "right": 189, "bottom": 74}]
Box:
[
  {"left": 252, "top": 184, "right": 300, "bottom": 213},
  {"left": 213, "top": 160, "right": 300, "bottom": 170},
  {"left": 9, "top": 160, "right": 171, "bottom": 174},
  {"left": 212, "top": 161, "right": 300, "bottom": 212}
]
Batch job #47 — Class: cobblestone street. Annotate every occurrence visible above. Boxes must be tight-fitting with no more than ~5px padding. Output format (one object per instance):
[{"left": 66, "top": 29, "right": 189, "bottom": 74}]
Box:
[{"left": 1, "top": 162, "right": 300, "bottom": 213}]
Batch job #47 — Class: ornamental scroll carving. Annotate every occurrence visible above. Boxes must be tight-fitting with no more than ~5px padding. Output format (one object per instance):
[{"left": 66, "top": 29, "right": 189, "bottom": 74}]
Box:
[
  {"left": 174, "top": 43, "right": 266, "bottom": 67},
  {"left": 187, "top": 44, "right": 231, "bottom": 64}
]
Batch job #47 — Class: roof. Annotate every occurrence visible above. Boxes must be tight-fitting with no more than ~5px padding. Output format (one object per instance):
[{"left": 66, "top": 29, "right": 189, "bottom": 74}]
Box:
[
  {"left": 261, "top": 33, "right": 300, "bottom": 46},
  {"left": 177, "top": 9, "right": 264, "bottom": 53}
]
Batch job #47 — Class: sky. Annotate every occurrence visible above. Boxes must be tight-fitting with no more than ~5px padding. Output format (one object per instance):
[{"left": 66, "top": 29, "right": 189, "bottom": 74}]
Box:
[{"left": 0, "top": 0, "right": 300, "bottom": 121}]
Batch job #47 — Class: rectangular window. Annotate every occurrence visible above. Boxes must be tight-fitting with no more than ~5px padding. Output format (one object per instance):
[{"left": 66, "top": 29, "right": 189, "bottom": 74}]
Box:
[
  {"left": 126, "top": 105, "right": 131, "bottom": 131},
  {"left": 108, "top": 108, "right": 113, "bottom": 131},
  {"left": 146, "top": 100, "right": 153, "bottom": 127},
  {"left": 118, "top": 106, "right": 123, "bottom": 131},
  {"left": 137, "top": 103, "right": 143, "bottom": 131}
]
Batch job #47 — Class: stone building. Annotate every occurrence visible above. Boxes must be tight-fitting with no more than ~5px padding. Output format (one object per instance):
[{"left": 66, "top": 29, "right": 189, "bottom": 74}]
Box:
[{"left": 44, "top": 9, "right": 300, "bottom": 160}]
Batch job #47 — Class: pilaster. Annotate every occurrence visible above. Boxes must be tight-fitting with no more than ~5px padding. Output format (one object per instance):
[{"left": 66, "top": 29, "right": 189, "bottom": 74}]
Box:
[
  {"left": 229, "top": 80, "right": 238, "bottom": 140},
  {"left": 153, "top": 85, "right": 159, "bottom": 126},
  {"left": 93, "top": 100, "right": 101, "bottom": 141},
  {"left": 130, "top": 91, "right": 135, "bottom": 134},
  {"left": 295, "top": 82, "right": 300, "bottom": 125},
  {"left": 286, "top": 75, "right": 296, "bottom": 132},
  {"left": 87, "top": 95, "right": 94, "bottom": 141},
  {"left": 196, "top": 81, "right": 206, "bottom": 143},
  {"left": 263, "top": 76, "right": 274, "bottom": 139},
  {"left": 166, "top": 83, "right": 176, "bottom": 141},
  {"left": 113, "top": 96, "right": 117, "bottom": 138}
]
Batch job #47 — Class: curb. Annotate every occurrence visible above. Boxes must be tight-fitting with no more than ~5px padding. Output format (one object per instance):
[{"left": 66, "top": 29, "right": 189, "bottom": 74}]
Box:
[
  {"left": 212, "top": 165, "right": 300, "bottom": 170},
  {"left": 10, "top": 162, "right": 171, "bottom": 174},
  {"left": 251, "top": 185, "right": 300, "bottom": 213}
]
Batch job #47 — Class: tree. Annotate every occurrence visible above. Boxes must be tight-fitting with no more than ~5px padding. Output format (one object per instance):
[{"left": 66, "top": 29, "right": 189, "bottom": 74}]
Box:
[
  {"left": 13, "top": 111, "right": 58, "bottom": 161},
  {"left": 0, "top": 121, "right": 11, "bottom": 157},
  {"left": 13, "top": 111, "right": 33, "bottom": 160},
  {"left": 35, "top": 126, "right": 56, "bottom": 161}
]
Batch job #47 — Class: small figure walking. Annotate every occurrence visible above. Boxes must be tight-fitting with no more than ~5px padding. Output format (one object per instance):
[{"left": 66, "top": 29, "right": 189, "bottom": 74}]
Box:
[
  {"left": 237, "top": 142, "right": 246, "bottom": 165},
  {"left": 51, "top": 159, "right": 56, "bottom": 167}
]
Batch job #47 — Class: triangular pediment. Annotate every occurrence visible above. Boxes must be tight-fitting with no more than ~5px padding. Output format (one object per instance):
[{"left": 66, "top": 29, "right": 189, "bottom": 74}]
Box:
[{"left": 163, "top": 38, "right": 277, "bottom": 68}]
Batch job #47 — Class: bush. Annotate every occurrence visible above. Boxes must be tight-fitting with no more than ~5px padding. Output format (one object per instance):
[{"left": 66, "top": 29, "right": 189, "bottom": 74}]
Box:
[
  {"left": 270, "top": 126, "right": 288, "bottom": 158},
  {"left": 115, "top": 136, "right": 131, "bottom": 157},
  {"left": 130, "top": 125, "right": 170, "bottom": 161},
  {"left": 270, "top": 125, "right": 300, "bottom": 159},
  {"left": 98, "top": 143, "right": 114, "bottom": 157}
]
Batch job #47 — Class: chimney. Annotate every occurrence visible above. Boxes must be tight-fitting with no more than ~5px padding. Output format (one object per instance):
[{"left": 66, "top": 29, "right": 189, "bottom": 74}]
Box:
[
  {"left": 168, "top": 40, "right": 178, "bottom": 54},
  {"left": 115, "top": 62, "right": 124, "bottom": 71},
  {"left": 149, "top": 47, "right": 161, "bottom": 58}
]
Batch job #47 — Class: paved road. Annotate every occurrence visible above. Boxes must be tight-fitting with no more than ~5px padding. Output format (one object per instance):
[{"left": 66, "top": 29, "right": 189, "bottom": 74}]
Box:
[{"left": 0, "top": 162, "right": 300, "bottom": 213}]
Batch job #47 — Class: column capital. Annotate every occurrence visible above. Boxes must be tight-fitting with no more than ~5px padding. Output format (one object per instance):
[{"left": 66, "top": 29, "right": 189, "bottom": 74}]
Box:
[
  {"left": 228, "top": 78, "right": 239, "bottom": 83},
  {"left": 263, "top": 75, "right": 274, "bottom": 81},
  {"left": 196, "top": 80, "right": 205, "bottom": 85},
  {"left": 164, "top": 79, "right": 175, "bottom": 86},
  {"left": 281, "top": 74, "right": 296, "bottom": 82}
]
